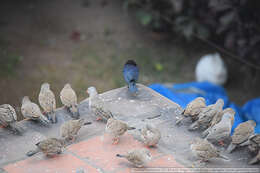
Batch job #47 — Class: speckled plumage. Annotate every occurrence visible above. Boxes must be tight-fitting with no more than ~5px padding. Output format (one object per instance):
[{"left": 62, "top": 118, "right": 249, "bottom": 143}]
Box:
[
  {"left": 190, "top": 138, "right": 228, "bottom": 162},
  {"left": 140, "top": 124, "right": 161, "bottom": 147},
  {"left": 60, "top": 83, "right": 79, "bottom": 119},
  {"left": 21, "top": 96, "right": 50, "bottom": 125},
  {"left": 116, "top": 148, "right": 151, "bottom": 167},
  {"left": 227, "top": 120, "right": 256, "bottom": 153},
  {"left": 38, "top": 83, "right": 56, "bottom": 123},
  {"left": 26, "top": 138, "right": 65, "bottom": 157}
]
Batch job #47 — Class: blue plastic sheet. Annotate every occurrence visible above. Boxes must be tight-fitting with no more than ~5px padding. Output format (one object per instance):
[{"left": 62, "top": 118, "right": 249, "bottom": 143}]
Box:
[{"left": 149, "top": 82, "right": 260, "bottom": 133}]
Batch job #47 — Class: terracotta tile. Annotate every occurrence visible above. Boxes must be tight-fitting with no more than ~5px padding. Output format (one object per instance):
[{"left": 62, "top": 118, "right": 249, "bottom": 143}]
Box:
[
  {"left": 4, "top": 153, "right": 98, "bottom": 173},
  {"left": 68, "top": 133, "right": 161, "bottom": 172},
  {"left": 148, "top": 155, "right": 185, "bottom": 168}
]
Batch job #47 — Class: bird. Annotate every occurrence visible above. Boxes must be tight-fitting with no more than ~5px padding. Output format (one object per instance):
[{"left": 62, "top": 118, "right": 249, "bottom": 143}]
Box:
[
  {"left": 21, "top": 96, "right": 50, "bottom": 125},
  {"left": 0, "top": 104, "right": 22, "bottom": 134},
  {"left": 189, "top": 99, "right": 224, "bottom": 131},
  {"left": 190, "top": 138, "right": 229, "bottom": 162},
  {"left": 26, "top": 138, "right": 66, "bottom": 157},
  {"left": 176, "top": 97, "right": 206, "bottom": 125},
  {"left": 123, "top": 60, "right": 139, "bottom": 95},
  {"left": 202, "top": 108, "right": 235, "bottom": 138},
  {"left": 139, "top": 124, "right": 161, "bottom": 147},
  {"left": 38, "top": 83, "right": 57, "bottom": 123},
  {"left": 248, "top": 134, "right": 260, "bottom": 164},
  {"left": 60, "top": 83, "right": 79, "bottom": 119},
  {"left": 116, "top": 148, "right": 152, "bottom": 167},
  {"left": 195, "top": 53, "right": 227, "bottom": 86},
  {"left": 205, "top": 110, "right": 235, "bottom": 145},
  {"left": 105, "top": 117, "right": 135, "bottom": 144},
  {"left": 60, "top": 118, "right": 91, "bottom": 142},
  {"left": 227, "top": 120, "right": 256, "bottom": 153},
  {"left": 86, "top": 86, "right": 113, "bottom": 121}
]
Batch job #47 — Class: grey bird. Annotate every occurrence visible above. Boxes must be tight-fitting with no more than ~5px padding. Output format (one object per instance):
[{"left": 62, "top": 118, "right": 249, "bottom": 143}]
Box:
[
  {"left": 227, "top": 120, "right": 256, "bottom": 153},
  {"left": 248, "top": 134, "right": 260, "bottom": 164},
  {"left": 116, "top": 148, "right": 152, "bottom": 167},
  {"left": 189, "top": 99, "right": 224, "bottom": 131},
  {"left": 139, "top": 124, "right": 161, "bottom": 147},
  {"left": 38, "top": 83, "right": 57, "bottom": 123},
  {"left": 21, "top": 96, "right": 50, "bottom": 125},
  {"left": 60, "top": 83, "right": 79, "bottom": 119},
  {"left": 0, "top": 104, "right": 22, "bottom": 134}
]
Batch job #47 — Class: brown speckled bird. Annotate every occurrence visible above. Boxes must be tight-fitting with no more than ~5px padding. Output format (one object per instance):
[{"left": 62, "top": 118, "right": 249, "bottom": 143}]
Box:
[
  {"left": 190, "top": 138, "right": 228, "bottom": 162},
  {"left": 0, "top": 104, "right": 22, "bottom": 134},
  {"left": 189, "top": 99, "right": 224, "bottom": 131},
  {"left": 38, "top": 83, "right": 56, "bottom": 123},
  {"left": 87, "top": 86, "right": 113, "bottom": 121},
  {"left": 139, "top": 124, "right": 161, "bottom": 147},
  {"left": 248, "top": 134, "right": 260, "bottom": 164},
  {"left": 176, "top": 97, "right": 206, "bottom": 125},
  {"left": 202, "top": 108, "right": 235, "bottom": 138},
  {"left": 60, "top": 83, "right": 79, "bottom": 119},
  {"left": 105, "top": 117, "right": 135, "bottom": 144},
  {"left": 21, "top": 96, "right": 50, "bottom": 125},
  {"left": 60, "top": 119, "right": 91, "bottom": 141},
  {"left": 227, "top": 120, "right": 256, "bottom": 153},
  {"left": 116, "top": 148, "right": 152, "bottom": 167},
  {"left": 26, "top": 138, "right": 66, "bottom": 157}
]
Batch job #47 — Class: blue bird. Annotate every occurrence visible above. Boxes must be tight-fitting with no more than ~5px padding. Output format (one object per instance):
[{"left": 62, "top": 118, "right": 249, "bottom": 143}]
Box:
[{"left": 123, "top": 60, "right": 139, "bottom": 94}]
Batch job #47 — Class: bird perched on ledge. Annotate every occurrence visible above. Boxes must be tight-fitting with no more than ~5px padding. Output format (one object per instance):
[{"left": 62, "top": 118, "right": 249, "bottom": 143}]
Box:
[
  {"left": 123, "top": 60, "right": 139, "bottom": 95},
  {"left": 139, "top": 124, "right": 161, "bottom": 147}
]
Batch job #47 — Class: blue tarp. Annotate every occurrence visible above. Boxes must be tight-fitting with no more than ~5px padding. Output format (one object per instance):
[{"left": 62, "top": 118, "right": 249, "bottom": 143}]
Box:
[{"left": 149, "top": 82, "right": 260, "bottom": 134}]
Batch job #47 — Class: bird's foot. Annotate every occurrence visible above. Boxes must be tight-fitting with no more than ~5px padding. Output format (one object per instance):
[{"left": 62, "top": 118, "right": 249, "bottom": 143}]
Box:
[
  {"left": 96, "top": 117, "right": 102, "bottom": 121},
  {"left": 218, "top": 140, "right": 225, "bottom": 146},
  {"left": 112, "top": 138, "right": 119, "bottom": 145}
]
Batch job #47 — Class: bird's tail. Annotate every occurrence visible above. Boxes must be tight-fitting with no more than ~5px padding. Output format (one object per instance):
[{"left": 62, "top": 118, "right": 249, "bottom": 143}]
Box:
[
  {"left": 129, "top": 81, "right": 137, "bottom": 94},
  {"left": 188, "top": 122, "right": 199, "bottom": 131},
  {"left": 227, "top": 143, "right": 236, "bottom": 153},
  {"left": 69, "top": 105, "right": 79, "bottom": 119},
  {"left": 83, "top": 122, "right": 92, "bottom": 126},
  {"left": 202, "top": 128, "right": 210, "bottom": 138},
  {"left": 218, "top": 154, "right": 229, "bottom": 161},
  {"left": 26, "top": 149, "right": 40, "bottom": 157},
  {"left": 175, "top": 116, "right": 185, "bottom": 125},
  {"left": 116, "top": 154, "right": 126, "bottom": 158},
  {"left": 127, "top": 126, "right": 136, "bottom": 130},
  {"left": 248, "top": 155, "right": 259, "bottom": 165},
  {"left": 39, "top": 114, "right": 51, "bottom": 126}
]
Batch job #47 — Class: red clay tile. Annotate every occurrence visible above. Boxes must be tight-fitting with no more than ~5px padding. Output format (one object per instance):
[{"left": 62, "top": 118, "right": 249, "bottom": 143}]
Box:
[
  {"left": 148, "top": 155, "right": 185, "bottom": 168},
  {"left": 68, "top": 133, "right": 161, "bottom": 172},
  {"left": 4, "top": 153, "right": 98, "bottom": 173}
]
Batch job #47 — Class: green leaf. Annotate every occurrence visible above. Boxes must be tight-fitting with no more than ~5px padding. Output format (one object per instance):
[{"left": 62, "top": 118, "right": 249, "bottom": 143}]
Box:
[{"left": 154, "top": 63, "right": 163, "bottom": 71}]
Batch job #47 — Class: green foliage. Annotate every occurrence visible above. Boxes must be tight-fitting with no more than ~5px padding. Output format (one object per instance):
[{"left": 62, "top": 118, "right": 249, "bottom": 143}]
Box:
[{"left": 0, "top": 49, "right": 22, "bottom": 76}]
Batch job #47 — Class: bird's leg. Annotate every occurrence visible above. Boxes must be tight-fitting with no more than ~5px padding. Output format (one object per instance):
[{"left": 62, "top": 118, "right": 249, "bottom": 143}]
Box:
[
  {"left": 96, "top": 117, "right": 102, "bottom": 121},
  {"left": 112, "top": 137, "right": 119, "bottom": 145}
]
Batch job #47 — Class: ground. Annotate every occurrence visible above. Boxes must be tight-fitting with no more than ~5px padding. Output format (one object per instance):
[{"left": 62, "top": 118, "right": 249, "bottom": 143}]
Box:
[{"left": 0, "top": 0, "right": 259, "bottom": 120}]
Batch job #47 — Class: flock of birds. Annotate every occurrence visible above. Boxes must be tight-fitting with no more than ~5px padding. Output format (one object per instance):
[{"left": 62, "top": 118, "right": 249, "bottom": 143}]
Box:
[{"left": 0, "top": 59, "right": 259, "bottom": 168}]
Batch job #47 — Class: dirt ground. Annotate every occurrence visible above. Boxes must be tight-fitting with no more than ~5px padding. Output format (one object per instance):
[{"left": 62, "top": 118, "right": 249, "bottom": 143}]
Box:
[{"left": 0, "top": 0, "right": 259, "bottom": 119}]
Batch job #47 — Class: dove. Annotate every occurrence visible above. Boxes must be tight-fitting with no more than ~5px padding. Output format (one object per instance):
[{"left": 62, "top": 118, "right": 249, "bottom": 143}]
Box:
[
  {"left": 190, "top": 138, "right": 229, "bottom": 162},
  {"left": 87, "top": 86, "right": 113, "bottom": 121},
  {"left": 21, "top": 96, "right": 50, "bottom": 125},
  {"left": 202, "top": 108, "right": 235, "bottom": 138},
  {"left": 60, "top": 118, "right": 92, "bottom": 141},
  {"left": 105, "top": 117, "right": 135, "bottom": 144},
  {"left": 205, "top": 110, "right": 235, "bottom": 145},
  {"left": 116, "top": 148, "right": 152, "bottom": 167},
  {"left": 123, "top": 60, "right": 139, "bottom": 95},
  {"left": 189, "top": 99, "right": 224, "bottom": 131},
  {"left": 227, "top": 120, "right": 256, "bottom": 153},
  {"left": 0, "top": 104, "right": 22, "bottom": 134},
  {"left": 139, "top": 124, "right": 161, "bottom": 147},
  {"left": 26, "top": 138, "right": 66, "bottom": 157},
  {"left": 38, "top": 83, "right": 57, "bottom": 123},
  {"left": 60, "top": 83, "right": 79, "bottom": 119},
  {"left": 248, "top": 134, "right": 260, "bottom": 165},
  {"left": 176, "top": 97, "right": 206, "bottom": 125}
]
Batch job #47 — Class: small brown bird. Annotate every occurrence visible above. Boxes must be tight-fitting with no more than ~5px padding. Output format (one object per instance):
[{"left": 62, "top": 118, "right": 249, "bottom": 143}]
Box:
[
  {"left": 116, "top": 148, "right": 152, "bottom": 167},
  {"left": 139, "top": 124, "right": 161, "bottom": 147},
  {"left": 60, "top": 83, "right": 79, "bottom": 119},
  {"left": 202, "top": 108, "right": 235, "bottom": 138},
  {"left": 227, "top": 120, "right": 256, "bottom": 153},
  {"left": 176, "top": 97, "right": 206, "bottom": 125},
  {"left": 38, "top": 83, "right": 56, "bottom": 123},
  {"left": 21, "top": 96, "right": 50, "bottom": 125},
  {"left": 190, "top": 138, "right": 228, "bottom": 162},
  {"left": 189, "top": 99, "right": 224, "bottom": 131},
  {"left": 0, "top": 104, "right": 22, "bottom": 134},
  {"left": 87, "top": 86, "right": 113, "bottom": 121},
  {"left": 248, "top": 134, "right": 260, "bottom": 164},
  {"left": 105, "top": 117, "right": 135, "bottom": 144},
  {"left": 60, "top": 119, "right": 92, "bottom": 141},
  {"left": 26, "top": 138, "right": 66, "bottom": 157}
]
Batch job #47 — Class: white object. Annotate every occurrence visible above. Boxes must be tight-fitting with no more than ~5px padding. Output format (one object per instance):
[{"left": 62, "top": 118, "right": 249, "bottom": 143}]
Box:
[{"left": 195, "top": 53, "right": 227, "bottom": 85}]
